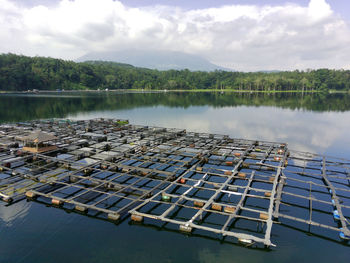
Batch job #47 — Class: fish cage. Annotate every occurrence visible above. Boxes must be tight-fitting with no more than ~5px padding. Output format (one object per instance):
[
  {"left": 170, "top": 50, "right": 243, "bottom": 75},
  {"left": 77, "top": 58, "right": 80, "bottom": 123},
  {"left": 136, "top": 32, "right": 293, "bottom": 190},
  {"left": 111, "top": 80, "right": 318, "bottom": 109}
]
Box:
[{"left": 0, "top": 118, "right": 349, "bottom": 248}]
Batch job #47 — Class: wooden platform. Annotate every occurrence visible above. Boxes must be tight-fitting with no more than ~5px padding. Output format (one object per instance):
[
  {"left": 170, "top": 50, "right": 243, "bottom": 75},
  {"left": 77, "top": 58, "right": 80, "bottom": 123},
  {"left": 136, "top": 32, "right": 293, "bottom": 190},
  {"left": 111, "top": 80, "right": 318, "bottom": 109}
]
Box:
[{"left": 22, "top": 145, "right": 58, "bottom": 153}]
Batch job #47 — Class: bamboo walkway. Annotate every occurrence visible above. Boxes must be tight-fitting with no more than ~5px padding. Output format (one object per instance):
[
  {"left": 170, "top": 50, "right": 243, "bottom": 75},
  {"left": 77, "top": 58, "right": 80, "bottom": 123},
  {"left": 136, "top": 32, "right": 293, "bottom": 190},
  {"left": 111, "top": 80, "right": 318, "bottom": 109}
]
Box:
[{"left": 0, "top": 118, "right": 349, "bottom": 248}]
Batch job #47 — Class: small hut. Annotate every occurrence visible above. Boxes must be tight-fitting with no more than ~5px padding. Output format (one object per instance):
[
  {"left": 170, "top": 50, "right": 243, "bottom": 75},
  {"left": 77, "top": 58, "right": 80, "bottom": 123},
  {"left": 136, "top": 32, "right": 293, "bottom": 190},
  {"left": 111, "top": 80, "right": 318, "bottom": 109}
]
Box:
[{"left": 22, "top": 131, "right": 58, "bottom": 153}]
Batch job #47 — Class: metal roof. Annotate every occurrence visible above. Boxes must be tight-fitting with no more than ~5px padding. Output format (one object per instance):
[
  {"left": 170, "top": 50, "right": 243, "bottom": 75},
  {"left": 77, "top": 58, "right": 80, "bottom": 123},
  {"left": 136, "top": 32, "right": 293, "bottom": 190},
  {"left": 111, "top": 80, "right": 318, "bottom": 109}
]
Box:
[{"left": 22, "top": 131, "right": 57, "bottom": 143}]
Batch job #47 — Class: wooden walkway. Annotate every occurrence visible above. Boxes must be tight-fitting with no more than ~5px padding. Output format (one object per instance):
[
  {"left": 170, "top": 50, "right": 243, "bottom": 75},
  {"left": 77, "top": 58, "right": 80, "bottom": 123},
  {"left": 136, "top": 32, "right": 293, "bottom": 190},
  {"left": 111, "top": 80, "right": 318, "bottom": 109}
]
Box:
[{"left": 0, "top": 118, "right": 349, "bottom": 248}]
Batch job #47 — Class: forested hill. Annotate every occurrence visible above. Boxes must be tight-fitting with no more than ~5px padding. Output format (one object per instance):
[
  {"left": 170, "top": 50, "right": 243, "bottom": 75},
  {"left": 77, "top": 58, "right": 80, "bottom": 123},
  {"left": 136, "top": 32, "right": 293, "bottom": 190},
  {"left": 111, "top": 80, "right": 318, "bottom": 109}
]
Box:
[{"left": 0, "top": 53, "right": 349, "bottom": 92}]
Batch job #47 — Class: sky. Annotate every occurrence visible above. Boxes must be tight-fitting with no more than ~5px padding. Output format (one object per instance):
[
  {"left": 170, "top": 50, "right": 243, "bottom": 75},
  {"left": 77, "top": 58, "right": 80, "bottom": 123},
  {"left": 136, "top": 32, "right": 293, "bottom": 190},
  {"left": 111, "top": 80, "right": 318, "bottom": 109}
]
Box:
[{"left": 1, "top": 0, "right": 350, "bottom": 71}]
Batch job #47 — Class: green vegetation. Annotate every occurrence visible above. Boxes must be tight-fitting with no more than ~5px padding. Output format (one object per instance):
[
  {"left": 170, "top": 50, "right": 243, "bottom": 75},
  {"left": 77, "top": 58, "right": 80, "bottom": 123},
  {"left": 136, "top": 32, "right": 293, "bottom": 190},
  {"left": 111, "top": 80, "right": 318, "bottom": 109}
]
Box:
[
  {"left": 0, "top": 53, "right": 349, "bottom": 92},
  {"left": 116, "top": 120, "right": 129, "bottom": 126}
]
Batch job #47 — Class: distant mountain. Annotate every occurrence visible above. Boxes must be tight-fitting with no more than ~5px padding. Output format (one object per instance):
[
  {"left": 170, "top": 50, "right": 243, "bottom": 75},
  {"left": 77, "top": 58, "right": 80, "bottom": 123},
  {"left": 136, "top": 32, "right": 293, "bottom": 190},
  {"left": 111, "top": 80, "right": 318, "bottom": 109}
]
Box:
[
  {"left": 257, "top": 70, "right": 282, "bottom": 73},
  {"left": 83, "top": 60, "right": 135, "bottom": 69},
  {"left": 77, "top": 50, "right": 231, "bottom": 71}
]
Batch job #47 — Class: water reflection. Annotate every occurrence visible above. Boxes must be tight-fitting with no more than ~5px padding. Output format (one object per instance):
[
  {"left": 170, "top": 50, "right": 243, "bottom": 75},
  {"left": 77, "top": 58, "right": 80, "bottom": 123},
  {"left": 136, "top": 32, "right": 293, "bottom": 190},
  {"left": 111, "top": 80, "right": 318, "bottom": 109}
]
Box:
[
  {"left": 68, "top": 105, "right": 350, "bottom": 158},
  {"left": 1, "top": 92, "right": 350, "bottom": 123},
  {"left": 1, "top": 92, "right": 350, "bottom": 157},
  {"left": 0, "top": 201, "right": 31, "bottom": 226}
]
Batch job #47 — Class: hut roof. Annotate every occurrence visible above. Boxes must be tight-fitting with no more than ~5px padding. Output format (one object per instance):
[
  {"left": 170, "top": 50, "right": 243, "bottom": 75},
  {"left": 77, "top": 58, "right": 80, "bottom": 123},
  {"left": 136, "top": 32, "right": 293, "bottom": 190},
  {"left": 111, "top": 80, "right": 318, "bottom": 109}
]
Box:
[{"left": 22, "top": 131, "right": 57, "bottom": 143}]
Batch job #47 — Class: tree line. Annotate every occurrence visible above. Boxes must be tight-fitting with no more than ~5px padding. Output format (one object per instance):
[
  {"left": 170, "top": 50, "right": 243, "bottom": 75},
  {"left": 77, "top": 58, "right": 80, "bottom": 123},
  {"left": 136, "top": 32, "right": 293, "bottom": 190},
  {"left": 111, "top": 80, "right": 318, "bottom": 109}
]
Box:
[{"left": 0, "top": 53, "right": 349, "bottom": 92}]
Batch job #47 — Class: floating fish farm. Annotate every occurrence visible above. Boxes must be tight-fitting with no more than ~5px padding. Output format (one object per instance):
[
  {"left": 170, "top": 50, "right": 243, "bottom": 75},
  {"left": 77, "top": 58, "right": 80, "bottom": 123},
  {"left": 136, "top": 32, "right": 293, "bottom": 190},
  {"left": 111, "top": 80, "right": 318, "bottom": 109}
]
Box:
[{"left": 0, "top": 118, "right": 349, "bottom": 248}]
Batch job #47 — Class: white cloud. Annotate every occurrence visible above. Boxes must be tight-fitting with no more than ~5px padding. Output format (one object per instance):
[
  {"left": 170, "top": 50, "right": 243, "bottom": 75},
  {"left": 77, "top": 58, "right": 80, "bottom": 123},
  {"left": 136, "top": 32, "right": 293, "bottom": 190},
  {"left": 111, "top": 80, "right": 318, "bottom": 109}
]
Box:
[
  {"left": 308, "top": 0, "right": 332, "bottom": 21},
  {"left": 0, "top": 0, "right": 349, "bottom": 70}
]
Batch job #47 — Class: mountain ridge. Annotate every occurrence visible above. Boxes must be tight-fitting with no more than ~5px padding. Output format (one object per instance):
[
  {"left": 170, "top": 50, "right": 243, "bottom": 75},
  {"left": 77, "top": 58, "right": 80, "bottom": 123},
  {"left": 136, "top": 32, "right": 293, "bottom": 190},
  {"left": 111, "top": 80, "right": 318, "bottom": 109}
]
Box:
[{"left": 77, "top": 50, "right": 231, "bottom": 72}]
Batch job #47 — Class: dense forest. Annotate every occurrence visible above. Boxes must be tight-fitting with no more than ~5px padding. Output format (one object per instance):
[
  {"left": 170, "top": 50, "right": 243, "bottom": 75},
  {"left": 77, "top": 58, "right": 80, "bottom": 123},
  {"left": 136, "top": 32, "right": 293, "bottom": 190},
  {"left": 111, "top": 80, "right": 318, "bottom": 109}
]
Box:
[{"left": 0, "top": 53, "right": 349, "bottom": 92}]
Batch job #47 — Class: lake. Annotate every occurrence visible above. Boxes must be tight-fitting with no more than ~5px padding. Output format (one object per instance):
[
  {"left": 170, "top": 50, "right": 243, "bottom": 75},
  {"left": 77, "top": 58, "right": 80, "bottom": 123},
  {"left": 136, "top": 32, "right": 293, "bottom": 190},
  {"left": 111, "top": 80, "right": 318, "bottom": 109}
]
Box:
[{"left": 0, "top": 91, "right": 349, "bottom": 262}]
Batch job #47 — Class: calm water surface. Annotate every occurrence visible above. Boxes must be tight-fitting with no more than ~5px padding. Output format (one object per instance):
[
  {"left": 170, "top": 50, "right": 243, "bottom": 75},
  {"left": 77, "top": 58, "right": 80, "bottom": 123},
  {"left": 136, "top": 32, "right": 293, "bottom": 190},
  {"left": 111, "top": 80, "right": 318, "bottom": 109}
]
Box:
[{"left": 0, "top": 92, "right": 349, "bottom": 262}]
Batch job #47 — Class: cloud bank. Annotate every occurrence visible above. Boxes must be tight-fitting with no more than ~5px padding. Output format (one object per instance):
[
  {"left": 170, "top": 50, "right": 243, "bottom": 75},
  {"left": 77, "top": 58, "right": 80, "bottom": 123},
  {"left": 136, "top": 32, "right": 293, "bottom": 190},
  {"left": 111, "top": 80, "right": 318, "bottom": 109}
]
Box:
[{"left": 0, "top": 0, "right": 349, "bottom": 71}]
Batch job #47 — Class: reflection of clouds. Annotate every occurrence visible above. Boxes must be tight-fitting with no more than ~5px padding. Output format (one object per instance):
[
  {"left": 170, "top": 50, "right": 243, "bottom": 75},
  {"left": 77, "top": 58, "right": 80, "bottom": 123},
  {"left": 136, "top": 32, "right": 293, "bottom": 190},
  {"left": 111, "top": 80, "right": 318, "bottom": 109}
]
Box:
[
  {"left": 288, "top": 151, "right": 316, "bottom": 168},
  {"left": 69, "top": 107, "right": 212, "bottom": 133},
  {"left": 0, "top": 201, "right": 31, "bottom": 226},
  {"left": 290, "top": 143, "right": 316, "bottom": 155},
  {"left": 70, "top": 105, "right": 350, "bottom": 157},
  {"left": 214, "top": 107, "right": 350, "bottom": 156},
  {"left": 162, "top": 118, "right": 211, "bottom": 134}
]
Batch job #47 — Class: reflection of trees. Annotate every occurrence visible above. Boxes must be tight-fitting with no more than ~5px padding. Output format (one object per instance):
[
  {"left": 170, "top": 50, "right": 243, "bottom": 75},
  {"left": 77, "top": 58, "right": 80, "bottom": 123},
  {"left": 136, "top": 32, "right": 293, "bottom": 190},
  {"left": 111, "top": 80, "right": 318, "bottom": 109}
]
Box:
[{"left": 0, "top": 92, "right": 350, "bottom": 123}]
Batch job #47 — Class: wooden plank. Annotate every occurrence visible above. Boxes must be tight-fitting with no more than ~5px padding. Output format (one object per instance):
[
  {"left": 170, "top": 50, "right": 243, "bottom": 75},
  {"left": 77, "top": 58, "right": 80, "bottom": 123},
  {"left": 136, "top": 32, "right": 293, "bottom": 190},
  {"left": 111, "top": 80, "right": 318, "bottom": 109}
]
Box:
[{"left": 264, "top": 148, "right": 288, "bottom": 247}]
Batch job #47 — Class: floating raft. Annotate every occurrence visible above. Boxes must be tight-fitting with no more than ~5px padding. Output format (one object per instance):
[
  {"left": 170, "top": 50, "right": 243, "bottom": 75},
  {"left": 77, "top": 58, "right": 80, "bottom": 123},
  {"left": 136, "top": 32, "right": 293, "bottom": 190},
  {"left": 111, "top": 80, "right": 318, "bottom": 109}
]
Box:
[{"left": 0, "top": 118, "right": 349, "bottom": 248}]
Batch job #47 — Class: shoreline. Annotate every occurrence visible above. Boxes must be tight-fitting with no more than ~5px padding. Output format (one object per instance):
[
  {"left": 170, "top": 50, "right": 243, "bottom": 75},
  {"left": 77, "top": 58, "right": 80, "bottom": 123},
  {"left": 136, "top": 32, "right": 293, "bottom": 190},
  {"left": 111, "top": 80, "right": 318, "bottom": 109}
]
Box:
[{"left": 0, "top": 89, "right": 349, "bottom": 94}]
